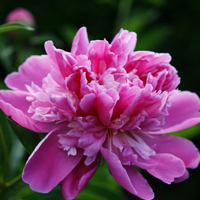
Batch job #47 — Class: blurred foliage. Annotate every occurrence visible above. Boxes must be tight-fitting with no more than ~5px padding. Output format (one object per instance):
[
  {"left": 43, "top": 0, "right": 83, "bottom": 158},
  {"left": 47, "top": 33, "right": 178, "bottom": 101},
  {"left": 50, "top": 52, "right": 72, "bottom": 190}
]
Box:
[
  {"left": 0, "top": 0, "right": 200, "bottom": 199},
  {"left": 0, "top": 22, "right": 34, "bottom": 34}
]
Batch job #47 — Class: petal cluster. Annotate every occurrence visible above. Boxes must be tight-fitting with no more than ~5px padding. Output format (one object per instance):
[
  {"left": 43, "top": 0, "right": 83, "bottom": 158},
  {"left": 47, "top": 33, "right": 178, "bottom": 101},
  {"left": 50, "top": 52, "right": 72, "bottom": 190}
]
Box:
[{"left": 0, "top": 27, "right": 200, "bottom": 200}]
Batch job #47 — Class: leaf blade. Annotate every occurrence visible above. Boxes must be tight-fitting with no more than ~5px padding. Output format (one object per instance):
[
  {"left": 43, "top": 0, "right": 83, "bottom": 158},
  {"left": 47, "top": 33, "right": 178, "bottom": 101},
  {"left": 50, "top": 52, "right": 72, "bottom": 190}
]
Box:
[
  {"left": 0, "top": 22, "right": 34, "bottom": 34},
  {"left": 7, "top": 117, "right": 41, "bottom": 154}
]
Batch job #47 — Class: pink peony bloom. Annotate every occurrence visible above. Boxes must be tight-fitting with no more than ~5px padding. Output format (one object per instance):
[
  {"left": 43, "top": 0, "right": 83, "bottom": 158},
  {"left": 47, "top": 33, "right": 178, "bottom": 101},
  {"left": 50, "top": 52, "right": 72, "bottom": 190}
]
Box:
[
  {"left": 0, "top": 27, "right": 200, "bottom": 200},
  {"left": 6, "top": 7, "right": 35, "bottom": 25}
]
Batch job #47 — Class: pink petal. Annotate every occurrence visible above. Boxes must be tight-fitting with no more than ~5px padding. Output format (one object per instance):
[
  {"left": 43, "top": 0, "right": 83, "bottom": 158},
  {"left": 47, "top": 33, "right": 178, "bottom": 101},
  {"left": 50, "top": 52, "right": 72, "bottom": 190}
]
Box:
[
  {"left": 94, "top": 92, "right": 115, "bottom": 126},
  {"left": 71, "top": 27, "right": 89, "bottom": 56},
  {"left": 101, "top": 147, "right": 154, "bottom": 200},
  {"left": 110, "top": 29, "right": 137, "bottom": 54},
  {"left": 174, "top": 170, "right": 189, "bottom": 183},
  {"left": 159, "top": 91, "right": 200, "bottom": 133},
  {"left": 0, "top": 90, "right": 59, "bottom": 133},
  {"left": 147, "top": 153, "right": 185, "bottom": 184},
  {"left": 61, "top": 156, "right": 98, "bottom": 200},
  {"left": 79, "top": 93, "right": 96, "bottom": 114},
  {"left": 143, "top": 134, "right": 200, "bottom": 169},
  {"left": 124, "top": 166, "right": 154, "bottom": 200},
  {"left": 5, "top": 55, "right": 51, "bottom": 91},
  {"left": 88, "top": 40, "right": 116, "bottom": 74},
  {"left": 22, "top": 124, "right": 83, "bottom": 193},
  {"left": 45, "top": 41, "right": 57, "bottom": 67}
]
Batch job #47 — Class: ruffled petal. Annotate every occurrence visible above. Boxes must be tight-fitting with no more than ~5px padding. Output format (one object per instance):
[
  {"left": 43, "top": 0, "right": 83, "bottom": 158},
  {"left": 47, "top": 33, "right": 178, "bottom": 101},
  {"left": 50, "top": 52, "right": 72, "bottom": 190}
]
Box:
[
  {"left": 5, "top": 55, "right": 51, "bottom": 91},
  {"left": 101, "top": 147, "right": 154, "bottom": 200},
  {"left": 71, "top": 27, "right": 89, "bottom": 56},
  {"left": 156, "top": 91, "right": 200, "bottom": 133},
  {"left": 61, "top": 156, "right": 98, "bottom": 200},
  {"left": 22, "top": 124, "right": 83, "bottom": 193}
]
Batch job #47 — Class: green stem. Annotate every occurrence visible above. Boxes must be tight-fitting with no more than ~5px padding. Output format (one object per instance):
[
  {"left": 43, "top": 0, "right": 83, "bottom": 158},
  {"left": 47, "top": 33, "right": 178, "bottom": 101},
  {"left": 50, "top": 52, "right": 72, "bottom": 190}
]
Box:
[
  {"left": 0, "top": 127, "right": 10, "bottom": 182},
  {"left": 0, "top": 174, "right": 22, "bottom": 199},
  {"left": 5, "top": 174, "right": 22, "bottom": 189}
]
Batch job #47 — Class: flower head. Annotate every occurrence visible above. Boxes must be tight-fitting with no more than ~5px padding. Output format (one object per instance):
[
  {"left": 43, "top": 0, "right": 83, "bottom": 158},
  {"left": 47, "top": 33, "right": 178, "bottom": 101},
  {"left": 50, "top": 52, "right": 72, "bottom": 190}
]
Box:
[
  {"left": 6, "top": 7, "right": 35, "bottom": 25},
  {"left": 0, "top": 27, "right": 200, "bottom": 200}
]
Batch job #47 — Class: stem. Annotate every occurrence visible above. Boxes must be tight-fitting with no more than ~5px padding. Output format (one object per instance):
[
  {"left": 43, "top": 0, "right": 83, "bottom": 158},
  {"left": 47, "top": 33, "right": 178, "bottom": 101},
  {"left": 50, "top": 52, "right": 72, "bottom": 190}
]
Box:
[
  {"left": 5, "top": 174, "right": 22, "bottom": 189},
  {"left": 0, "top": 174, "right": 22, "bottom": 199},
  {"left": 0, "top": 127, "right": 10, "bottom": 182}
]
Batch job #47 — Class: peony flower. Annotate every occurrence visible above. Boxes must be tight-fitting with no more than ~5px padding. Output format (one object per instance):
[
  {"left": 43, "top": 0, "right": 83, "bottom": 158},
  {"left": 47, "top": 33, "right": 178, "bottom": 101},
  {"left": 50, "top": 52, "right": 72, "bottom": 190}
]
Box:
[
  {"left": 0, "top": 27, "right": 200, "bottom": 200},
  {"left": 6, "top": 7, "right": 35, "bottom": 25}
]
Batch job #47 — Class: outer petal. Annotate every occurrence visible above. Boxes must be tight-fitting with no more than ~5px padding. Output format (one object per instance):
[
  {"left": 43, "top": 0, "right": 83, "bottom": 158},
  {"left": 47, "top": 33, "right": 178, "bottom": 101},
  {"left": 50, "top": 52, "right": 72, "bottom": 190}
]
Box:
[
  {"left": 146, "top": 154, "right": 185, "bottom": 184},
  {"left": 156, "top": 91, "right": 200, "bottom": 134},
  {"left": 22, "top": 124, "right": 83, "bottom": 193},
  {"left": 61, "top": 156, "right": 98, "bottom": 200},
  {"left": 101, "top": 147, "right": 154, "bottom": 200},
  {"left": 0, "top": 90, "right": 59, "bottom": 132},
  {"left": 143, "top": 134, "right": 200, "bottom": 169},
  {"left": 71, "top": 27, "right": 89, "bottom": 56},
  {"left": 5, "top": 55, "right": 51, "bottom": 91}
]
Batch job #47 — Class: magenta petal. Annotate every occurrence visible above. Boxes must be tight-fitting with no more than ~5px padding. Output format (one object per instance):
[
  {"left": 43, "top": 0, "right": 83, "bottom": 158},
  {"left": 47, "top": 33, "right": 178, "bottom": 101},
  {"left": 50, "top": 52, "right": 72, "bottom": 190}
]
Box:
[
  {"left": 101, "top": 147, "right": 154, "bottom": 200},
  {"left": 71, "top": 27, "right": 89, "bottom": 56},
  {"left": 159, "top": 91, "right": 200, "bottom": 133},
  {"left": 0, "top": 90, "right": 59, "bottom": 132},
  {"left": 61, "top": 156, "right": 98, "bottom": 200},
  {"left": 143, "top": 134, "right": 200, "bottom": 169},
  {"left": 174, "top": 170, "right": 189, "bottom": 183},
  {"left": 22, "top": 124, "right": 83, "bottom": 193},
  {"left": 124, "top": 166, "right": 154, "bottom": 200},
  {"left": 147, "top": 153, "right": 185, "bottom": 184},
  {"left": 5, "top": 55, "right": 51, "bottom": 91},
  {"left": 0, "top": 90, "right": 40, "bottom": 132},
  {"left": 95, "top": 92, "right": 115, "bottom": 126}
]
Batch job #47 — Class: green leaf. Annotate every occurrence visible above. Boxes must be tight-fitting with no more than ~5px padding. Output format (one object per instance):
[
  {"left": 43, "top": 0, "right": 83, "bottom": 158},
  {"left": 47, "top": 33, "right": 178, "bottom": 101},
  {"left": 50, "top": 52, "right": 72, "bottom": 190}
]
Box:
[
  {"left": 0, "top": 22, "right": 34, "bottom": 34},
  {"left": 7, "top": 118, "right": 41, "bottom": 154}
]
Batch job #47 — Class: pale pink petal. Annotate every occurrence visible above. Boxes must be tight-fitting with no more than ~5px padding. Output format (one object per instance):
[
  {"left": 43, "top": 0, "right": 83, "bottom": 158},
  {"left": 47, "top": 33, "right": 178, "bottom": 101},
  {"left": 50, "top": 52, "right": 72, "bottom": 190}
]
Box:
[
  {"left": 101, "top": 147, "right": 154, "bottom": 200},
  {"left": 5, "top": 55, "right": 51, "bottom": 91},
  {"left": 22, "top": 124, "right": 83, "bottom": 193},
  {"left": 110, "top": 29, "right": 137, "bottom": 54},
  {"left": 147, "top": 153, "right": 185, "bottom": 184},
  {"left": 158, "top": 91, "right": 200, "bottom": 133},
  {"left": 61, "top": 156, "right": 98, "bottom": 200},
  {"left": 71, "top": 27, "right": 89, "bottom": 55}
]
